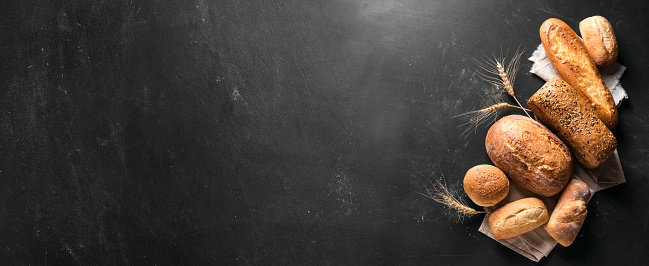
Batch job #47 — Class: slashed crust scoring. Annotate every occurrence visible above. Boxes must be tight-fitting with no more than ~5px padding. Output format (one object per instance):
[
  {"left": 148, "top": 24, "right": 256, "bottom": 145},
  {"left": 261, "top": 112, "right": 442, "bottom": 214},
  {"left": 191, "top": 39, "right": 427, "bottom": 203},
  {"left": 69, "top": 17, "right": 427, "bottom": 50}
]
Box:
[
  {"left": 540, "top": 18, "right": 618, "bottom": 129},
  {"left": 488, "top": 197, "right": 549, "bottom": 239},
  {"left": 486, "top": 115, "right": 573, "bottom": 197}
]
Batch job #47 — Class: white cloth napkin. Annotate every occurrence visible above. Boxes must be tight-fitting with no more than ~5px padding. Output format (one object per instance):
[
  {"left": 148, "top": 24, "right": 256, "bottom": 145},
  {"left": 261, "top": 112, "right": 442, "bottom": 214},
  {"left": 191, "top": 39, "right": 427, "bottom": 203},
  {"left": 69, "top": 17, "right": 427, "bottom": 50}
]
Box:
[{"left": 477, "top": 44, "right": 628, "bottom": 262}]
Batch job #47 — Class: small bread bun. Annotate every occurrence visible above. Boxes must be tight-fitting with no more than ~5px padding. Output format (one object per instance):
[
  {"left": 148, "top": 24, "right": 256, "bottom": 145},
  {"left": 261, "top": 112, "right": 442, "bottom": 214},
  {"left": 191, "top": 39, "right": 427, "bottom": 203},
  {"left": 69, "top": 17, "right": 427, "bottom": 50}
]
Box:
[
  {"left": 463, "top": 165, "right": 509, "bottom": 207},
  {"left": 579, "top": 16, "right": 618, "bottom": 67},
  {"left": 489, "top": 197, "right": 549, "bottom": 239}
]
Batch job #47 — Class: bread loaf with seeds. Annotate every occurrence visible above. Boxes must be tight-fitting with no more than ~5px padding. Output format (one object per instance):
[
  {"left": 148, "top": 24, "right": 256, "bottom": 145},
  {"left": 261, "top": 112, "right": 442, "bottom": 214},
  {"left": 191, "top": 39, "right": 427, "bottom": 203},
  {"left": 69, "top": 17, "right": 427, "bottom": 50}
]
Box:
[{"left": 528, "top": 78, "right": 617, "bottom": 169}]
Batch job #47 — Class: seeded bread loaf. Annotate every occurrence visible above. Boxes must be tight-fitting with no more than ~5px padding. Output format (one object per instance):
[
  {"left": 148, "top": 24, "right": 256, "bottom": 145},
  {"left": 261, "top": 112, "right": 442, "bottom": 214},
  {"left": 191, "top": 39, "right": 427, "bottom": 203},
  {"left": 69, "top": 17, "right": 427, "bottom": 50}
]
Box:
[
  {"left": 489, "top": 197, "right": 550, "bottom": 240},
  {"left": 540, "top": 18, "right": 618, "bottom": 129},
  {"left": 485, "top": 115, "right": 573, "bottom": 197},
  {"left": 528, "top": 78, "right": 617, "bottom": 169}
]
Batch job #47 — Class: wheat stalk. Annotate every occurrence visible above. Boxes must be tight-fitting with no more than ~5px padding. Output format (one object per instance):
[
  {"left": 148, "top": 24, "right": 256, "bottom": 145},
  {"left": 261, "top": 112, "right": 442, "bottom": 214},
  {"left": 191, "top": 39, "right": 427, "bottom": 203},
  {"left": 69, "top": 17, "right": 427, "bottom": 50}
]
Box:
[
  {"left": 472, "top": 46, "right": 532, "bottom": 119},
  {"left": 438, "top": 194, "right": 484, "bottom": 216},
  {"left": 496, "top": 61, "right": 515, "bottom": 97},
  {"left": 495, "top": 57, "right": 531, "bottom": 118},
  {"left": 419, "top": 176, "right": 485, "bottom": 223},
  {"left": 454, "top": 96, "right": 530, "bottom": 137},
  {"left": 479, "top": 102, "right": 514, "bottom": 113}
]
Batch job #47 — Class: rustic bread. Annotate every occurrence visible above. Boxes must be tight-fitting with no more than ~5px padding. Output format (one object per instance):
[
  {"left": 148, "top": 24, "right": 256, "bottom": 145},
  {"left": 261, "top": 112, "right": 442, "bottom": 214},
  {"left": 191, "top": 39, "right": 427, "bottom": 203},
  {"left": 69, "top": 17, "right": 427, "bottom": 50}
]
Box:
[
  {"left": 545, "top": 179, "right": 591, "bottom": 247},
  {"left": 528, "top": 78, "right": 617, "bottom": 169},
  {"left": 579, "top": 16, "right": 618, "bottom": 68},
  {"left": 485, "top": 115, "right": 573, "bottom": 197},
  {"left": 489, "top": 197, "right": 550, "bottom": 240},
  {"left": 463, "top": 165, "right": 509, "bottom": 207},
  {"left": 540, "top": 18, "right": 618, "bottom": 129}
]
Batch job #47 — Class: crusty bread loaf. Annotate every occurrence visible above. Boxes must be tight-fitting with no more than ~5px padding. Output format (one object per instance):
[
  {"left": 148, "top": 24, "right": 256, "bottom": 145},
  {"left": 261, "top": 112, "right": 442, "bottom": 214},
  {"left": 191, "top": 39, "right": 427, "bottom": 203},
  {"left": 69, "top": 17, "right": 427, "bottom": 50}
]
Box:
[
  {"left": 540, "top": 18, "right": 618, "bottom": 129},
  {"left": 489, "top": 197, "right": 550, "bottom": 240},
  {"left": 545, "top": 179, "right": 591, "bottom": 247},
  {"left": 528, "top": 78, "right": 617, "bottom": 169},
  {"left": 485, "top": 115, "right": 573, "bottom": 197},
  {"left": 463, "top": 165, "right": 509, "bottom": 207},
  {"left": 579, "top": 16, "right": 618, "bottom": 68}
]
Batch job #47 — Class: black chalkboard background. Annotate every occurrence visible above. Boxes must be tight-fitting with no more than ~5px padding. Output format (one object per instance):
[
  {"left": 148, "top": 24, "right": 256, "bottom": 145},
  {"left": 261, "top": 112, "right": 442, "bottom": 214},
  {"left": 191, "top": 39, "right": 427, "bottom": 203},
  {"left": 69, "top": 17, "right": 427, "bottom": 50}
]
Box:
[{"left": 1, "top": 0, "right": 648, "bottom": 265}]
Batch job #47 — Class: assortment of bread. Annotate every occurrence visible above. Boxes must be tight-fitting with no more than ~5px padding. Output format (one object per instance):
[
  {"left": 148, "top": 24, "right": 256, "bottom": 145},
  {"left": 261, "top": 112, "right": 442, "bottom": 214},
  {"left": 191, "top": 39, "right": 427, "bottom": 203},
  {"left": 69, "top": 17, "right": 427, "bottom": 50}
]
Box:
[
  {"left": 540, "top": 18, "right": 618, "bottom": 129},
  {"left": 457, "top": 15, "right": 622, "bottom": 247}
]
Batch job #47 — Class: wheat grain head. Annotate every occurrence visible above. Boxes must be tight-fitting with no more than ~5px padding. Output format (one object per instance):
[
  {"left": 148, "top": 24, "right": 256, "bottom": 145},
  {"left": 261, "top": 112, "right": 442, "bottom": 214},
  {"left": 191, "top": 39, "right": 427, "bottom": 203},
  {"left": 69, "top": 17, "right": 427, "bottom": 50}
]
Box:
[{"left": 419, "top": 174, "right": 485, "bottom": 223}]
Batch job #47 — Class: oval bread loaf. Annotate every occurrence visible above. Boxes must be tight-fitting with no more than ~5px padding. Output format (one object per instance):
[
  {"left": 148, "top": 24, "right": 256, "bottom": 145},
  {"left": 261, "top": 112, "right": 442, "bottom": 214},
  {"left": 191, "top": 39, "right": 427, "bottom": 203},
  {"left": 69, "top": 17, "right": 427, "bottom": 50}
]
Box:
[
  {"left": 489, "top": 197, "right": 550, "bottom": 240},
  {"left": 485, "top": 115, "right": 573, "bottom": 197},
  {"left": 545, "top": 179, "right": 591, "bottom": 247},
  {"left": 540, "top": 18, "right": 618, "bottom": 129},
  {"left": 579, "top": 16, "right": 618, "bottom": 68}
]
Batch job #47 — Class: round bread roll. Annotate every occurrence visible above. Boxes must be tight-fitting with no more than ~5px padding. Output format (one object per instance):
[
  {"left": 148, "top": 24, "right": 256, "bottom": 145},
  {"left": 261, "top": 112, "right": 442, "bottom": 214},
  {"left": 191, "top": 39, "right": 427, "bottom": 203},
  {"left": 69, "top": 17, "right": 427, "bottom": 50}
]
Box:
[
  {"left": 579, "top": 16, "right": 618, "bottom": 67},
  {"left": 463, "top": 164, "right": 509, "bottom": 207}
]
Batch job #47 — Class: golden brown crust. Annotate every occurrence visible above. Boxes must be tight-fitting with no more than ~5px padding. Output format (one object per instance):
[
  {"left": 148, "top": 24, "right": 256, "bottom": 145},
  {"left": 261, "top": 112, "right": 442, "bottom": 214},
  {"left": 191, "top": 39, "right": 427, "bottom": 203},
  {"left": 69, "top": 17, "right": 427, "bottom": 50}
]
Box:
[
  {"left": 463, "top": 165, "right": 509, "bottom": 207},
  {"left": 540, "top": 18, "right": 618, "bottom": 129},
  {"left": 579, "top": 16, "right": 618, "bottom": 68},
  {"left": 528, "top": 78, "right": 617, "bottom": 169},
  {"left": 485, "top": 115, "right": 573, "bottom": 197},
  {"left": 489, "top": 197, "right": 550, "bottom": 240},
  {"left": 545, "top": 179, "right": 590, "bottom": 247}
]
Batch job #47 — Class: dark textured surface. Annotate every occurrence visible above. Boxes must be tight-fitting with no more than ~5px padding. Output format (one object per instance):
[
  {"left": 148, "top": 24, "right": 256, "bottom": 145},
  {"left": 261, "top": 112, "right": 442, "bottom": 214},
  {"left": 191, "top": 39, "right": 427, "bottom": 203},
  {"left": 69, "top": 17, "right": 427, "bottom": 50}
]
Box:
[{"left": 1, "top": 0, "right": 648, "bottom": 265}]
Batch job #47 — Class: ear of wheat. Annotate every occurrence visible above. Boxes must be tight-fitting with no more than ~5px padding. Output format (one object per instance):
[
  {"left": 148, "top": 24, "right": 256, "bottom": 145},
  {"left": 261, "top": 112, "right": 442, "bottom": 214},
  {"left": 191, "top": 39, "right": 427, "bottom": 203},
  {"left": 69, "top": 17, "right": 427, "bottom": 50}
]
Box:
[
  {"left": 418, "top": 176, "right": 485, "bottom": 223},
  {"left": 472, "top": 46, "right": 532, "bottom": 119},
  {"left": 453, "top": 95, "right": 530, "bottom": 137}
]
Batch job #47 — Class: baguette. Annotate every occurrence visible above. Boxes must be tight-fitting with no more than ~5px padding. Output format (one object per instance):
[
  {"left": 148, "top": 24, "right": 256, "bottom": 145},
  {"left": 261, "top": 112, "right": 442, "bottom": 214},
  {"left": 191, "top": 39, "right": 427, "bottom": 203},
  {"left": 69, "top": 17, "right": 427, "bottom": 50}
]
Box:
[
  {"left": 485, "top": 115, "right": 573, "bottom": 197},
  {"left": 489, "top": 197, "right": 549, "bottom": 240},
  {"left": 528, "top": 78, "right": 617, "bottom": 169},
  {"left": 540, "top": 18, "right": 618, "bottom": 129},
  {"left": 545, "top": 179, "right": 591, "bottom": 247}
]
